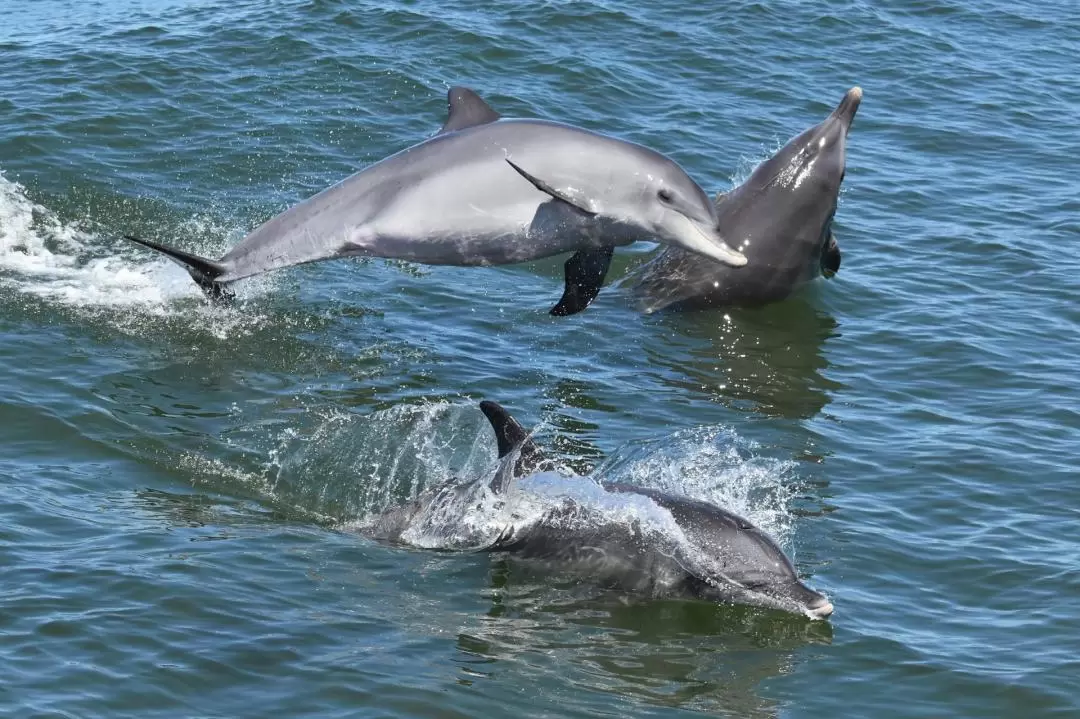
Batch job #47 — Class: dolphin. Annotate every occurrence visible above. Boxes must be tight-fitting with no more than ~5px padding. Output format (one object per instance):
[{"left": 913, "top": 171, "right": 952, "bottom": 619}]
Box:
[
  {"left": 364, "top": 401, "right": 833, "bottom": 619},
  {"left": 123, "top": 87, "right": 747, "bottom": 315},
  {"left": 626, "top": 87, "right": 862, "bottom": 313}
]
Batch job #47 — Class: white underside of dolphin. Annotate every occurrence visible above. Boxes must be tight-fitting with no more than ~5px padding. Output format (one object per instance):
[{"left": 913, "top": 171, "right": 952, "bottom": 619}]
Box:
[{"left": 124, "top": 86, "right": 746, "bottom": 315}]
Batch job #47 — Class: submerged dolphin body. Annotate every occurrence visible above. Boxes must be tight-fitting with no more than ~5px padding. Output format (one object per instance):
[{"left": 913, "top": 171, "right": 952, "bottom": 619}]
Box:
[
  {"left": 364, "top": 401, "right": 833, "bottom": 619},
  {"left": 124, "top": 87, "right": 746, "bottom": 315},
  {"left": 627, "top": 87, "right": 862, "bottom": 313}
]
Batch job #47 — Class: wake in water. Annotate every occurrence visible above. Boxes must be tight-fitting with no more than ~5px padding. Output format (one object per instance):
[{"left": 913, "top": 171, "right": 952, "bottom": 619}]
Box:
[
  {"left": 0, "top": 169, "right": 280, "bottom": 338},
  {"left": 237, "top": 399, "right": 799, "bottom": 549},
  {"left": 219, "top": 399, "right": 823, "bottom": 616}
]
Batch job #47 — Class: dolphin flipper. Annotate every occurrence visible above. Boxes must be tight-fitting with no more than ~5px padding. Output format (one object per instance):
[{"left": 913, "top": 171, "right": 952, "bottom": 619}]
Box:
[
  {"left": 123, "top": 235, "right": 234, "bottom": 301},
  {"left": 479, "top": 401, "right": 546, "bottom": 493},
  {"left": 504, "top": 159, "right": 597, "bottom": 217},
  {"left": 550, "top": 246, "right": 615, "bottom": 316},
  {"left": 438, "top": 87, "right": 501, "bottom": 135}
]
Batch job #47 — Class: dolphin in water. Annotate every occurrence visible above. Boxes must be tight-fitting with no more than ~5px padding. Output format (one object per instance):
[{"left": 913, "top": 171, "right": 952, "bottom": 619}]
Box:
[
  {"left": 626, "top": 87, "right": 862, "bottom": 313},
  {"left": 123, "top": 87, "right": 747, "bottom": 315},
  {"left": 364, "top": 401, "right": 833, "bottom": 619}
]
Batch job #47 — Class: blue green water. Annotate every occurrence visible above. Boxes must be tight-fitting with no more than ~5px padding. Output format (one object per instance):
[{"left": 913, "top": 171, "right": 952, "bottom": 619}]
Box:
[{"left": 2, "top": 1, "right": 1078, "bottom": 716}]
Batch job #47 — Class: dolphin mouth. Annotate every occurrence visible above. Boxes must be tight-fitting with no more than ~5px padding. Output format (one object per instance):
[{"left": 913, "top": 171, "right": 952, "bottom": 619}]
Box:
[
  {"left": 680, "top": 219, "right": 748, "bottom": 267},
  {"left": 821, "top": 233, "right": 841, "bottom": 277},
  {"left": 804, "top": 595, "right": 834, "bottom": 620}
]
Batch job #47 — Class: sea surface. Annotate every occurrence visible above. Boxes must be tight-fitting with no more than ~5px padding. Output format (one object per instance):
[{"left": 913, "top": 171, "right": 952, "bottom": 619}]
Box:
[{"left": 2, "top": 1, "right": 1078, "bottom": 717}]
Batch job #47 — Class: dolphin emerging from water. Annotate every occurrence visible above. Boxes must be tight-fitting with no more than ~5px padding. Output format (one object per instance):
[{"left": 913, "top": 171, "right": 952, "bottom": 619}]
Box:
[
  {"left": 123, "top": 87, "right": 747, "bottom": 315},
  {"left": 626, "top": 87, "right": 862, "bottom": 312},
  {"left": 364, "top": 401, "right": 833, "bottom": 619}
]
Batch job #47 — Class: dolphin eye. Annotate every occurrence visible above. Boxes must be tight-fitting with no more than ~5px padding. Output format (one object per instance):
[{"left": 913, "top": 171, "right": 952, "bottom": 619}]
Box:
[{"left": 657, "top": 188, "right": 674, "bottom": 203}]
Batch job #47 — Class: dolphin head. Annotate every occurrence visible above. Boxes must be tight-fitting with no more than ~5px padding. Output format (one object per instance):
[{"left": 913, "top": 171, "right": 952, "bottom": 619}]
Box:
[
  {"left": 626, "top": 488, "right": 833, "bottom": 619},
  {"left": 763, "top": 86, "right": 860, "bottom": 272},
  {"left": 779, "top": 86, "right": 860, "bottom": 195},
  {"left": 631, "top": 155, "right": 748, "bottom": 268},
  {"left": 709, "top": 86, "right": 861, "bottom": 285},
  {"left": 689, "top": 523, "right": 834, "bottom": 620}
]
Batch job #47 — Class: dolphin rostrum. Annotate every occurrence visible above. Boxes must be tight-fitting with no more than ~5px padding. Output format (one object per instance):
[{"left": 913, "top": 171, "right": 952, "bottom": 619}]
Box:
[
  {"left": 124, "top": 87, "right": 747, "bottom": 315},
  {"left": 627, "top": 87, "right": 862, "bottom": 312},
  {"left": 364, "top": 400, "right": 833, "bottom": 619}
]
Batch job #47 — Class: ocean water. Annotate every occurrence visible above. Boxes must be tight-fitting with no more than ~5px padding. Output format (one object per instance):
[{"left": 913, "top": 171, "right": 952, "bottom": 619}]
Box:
[{"left": 2, "top": 0, "right": 1078, "bottom": 716}]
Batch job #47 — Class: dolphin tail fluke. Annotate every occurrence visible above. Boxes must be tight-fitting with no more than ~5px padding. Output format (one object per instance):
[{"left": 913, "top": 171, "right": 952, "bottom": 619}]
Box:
[{"left": 123, "top": 235, "right": 234, "bottom": 301}]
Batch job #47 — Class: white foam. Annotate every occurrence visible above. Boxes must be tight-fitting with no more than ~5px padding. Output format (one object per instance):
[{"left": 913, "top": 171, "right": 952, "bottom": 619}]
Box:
[
  {"left": 510, "top": 471, "right": 688, "bottom": 539},
  {"left": 0, "top": 171, "right": 195, "bottom": 304},
  {"left": 0, "top": 169, "right": 278, "bottom": 338}
]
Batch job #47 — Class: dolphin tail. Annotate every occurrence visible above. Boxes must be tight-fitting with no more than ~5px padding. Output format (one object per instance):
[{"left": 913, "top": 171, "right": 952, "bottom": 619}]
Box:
[{"left": 123, "top": 235, "right": 234, "bottom": 301}]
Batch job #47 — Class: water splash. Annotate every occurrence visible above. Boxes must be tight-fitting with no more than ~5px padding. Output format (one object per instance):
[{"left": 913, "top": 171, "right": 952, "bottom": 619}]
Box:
[
  {"left": 299, "top": 403, "right": 801, "bottom": 557},
  {"left": 593, "top": 425, "right": 800, "bottom": 550},
  {"left": 0, "top": 169, "right": 278, "bottom": 339},
  {"left": 271, "top": 401, "right": 498, "bottom": 522},
  {"left": 172, "top": 395, "right": 801, "bottom": 571}
]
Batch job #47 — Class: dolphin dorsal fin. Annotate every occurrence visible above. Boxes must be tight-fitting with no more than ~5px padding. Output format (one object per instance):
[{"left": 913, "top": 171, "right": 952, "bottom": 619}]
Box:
[
  {"left": 480, "top": 401, "right": 531, "bottom": 457},
  {"left": 479, "top": 401, "right": 545, "bottom": 494},
  {"left": 438, "top": 87, "right": 501, "bottom": 135}
]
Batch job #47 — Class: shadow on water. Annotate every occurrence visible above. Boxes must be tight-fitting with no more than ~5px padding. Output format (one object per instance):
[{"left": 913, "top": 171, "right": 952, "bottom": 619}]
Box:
[
  {"left": 455, "top": 561, "right": 832, "bottom": 718},
  {"left": 641, "top": 294, "right": 841, "bottom": 421}
]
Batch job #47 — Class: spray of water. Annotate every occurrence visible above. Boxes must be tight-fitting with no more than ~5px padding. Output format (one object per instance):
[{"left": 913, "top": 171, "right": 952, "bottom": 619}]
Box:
[
  {"left": 245, "top": 399, "right": 802, "bottom": 558},
  {"left": 0, "top": 169, "right": 279, "bottom": 339},
  {"left": 594, "top": 425, "right": 800, "bottom": 549}
]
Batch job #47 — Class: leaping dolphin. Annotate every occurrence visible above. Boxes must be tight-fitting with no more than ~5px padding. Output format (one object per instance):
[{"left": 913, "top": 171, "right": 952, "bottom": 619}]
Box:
[
  {"left": 124, "top": 87, "right": 747, "bottom": 315},
  {"left": 364, "top": 401, "right": 833, "bottom": 619},
  {"left": 626, "top": 87, "right": 862, "bottom": 312}
]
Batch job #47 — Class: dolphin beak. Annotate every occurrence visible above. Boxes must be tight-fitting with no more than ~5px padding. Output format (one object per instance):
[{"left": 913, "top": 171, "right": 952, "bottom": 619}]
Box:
[
  {"left": 680, "top": 219, "right": 748, "bottom": 267},
  {"left": 833, "top": 86, "right": 862, "bottom": 129}
]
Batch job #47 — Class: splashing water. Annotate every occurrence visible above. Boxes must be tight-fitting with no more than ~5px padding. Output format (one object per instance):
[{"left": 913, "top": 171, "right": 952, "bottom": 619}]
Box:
[
  {"left": 272, "top": 401, "right": 500, "bottom": 522},
  {"left": 593, "top": 425, "right": 800, "bottom": 550},
  {"left": 0, "top": 169, "right": 279, "bottom": 339},
  {"left": 0, "top": 170, "right": 197, "bottom": 304},
  {"left": 265, "top": 401, "right": 805, "bottom": 560}
]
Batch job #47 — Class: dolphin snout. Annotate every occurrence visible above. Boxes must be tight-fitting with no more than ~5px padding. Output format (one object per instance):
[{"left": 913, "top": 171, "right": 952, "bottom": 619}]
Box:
[
  {"left": 682, "top": 221, "right": 747, "bottom": 267},
  {"left": 834, "top": 86, "right": 862, "bottom": 125}
]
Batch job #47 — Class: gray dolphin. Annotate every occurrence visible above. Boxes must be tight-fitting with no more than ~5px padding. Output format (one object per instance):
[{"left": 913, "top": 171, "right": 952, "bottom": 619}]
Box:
[
  {"left": 627, "top": 87, "right": 862, "bottom": 313},
  {"left": 364, "top": 401, "right": 833, "bottom": 619},
  {"left": 123, "top": 87, "right": 746, "bottom": 315}
]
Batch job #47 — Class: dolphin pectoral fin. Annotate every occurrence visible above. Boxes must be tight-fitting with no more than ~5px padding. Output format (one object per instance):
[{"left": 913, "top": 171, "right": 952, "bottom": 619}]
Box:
[
  {"left": 437, "top": 86, "right": 501, "bottom": 135},
  {"left": 550, "top": 246, "right": 615, "bottom": 316},
  {"left": 479, "top": 401, "right": 546, "bottom": 492},
  {"left": 821, "top": 231, "right": 841, "bottom": 278},
  {"left": 505, "top": 159, "right": 597, "bottom": 217},
  {"left": 123, "top": 234, "right": 235, "bottom": 302}
]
